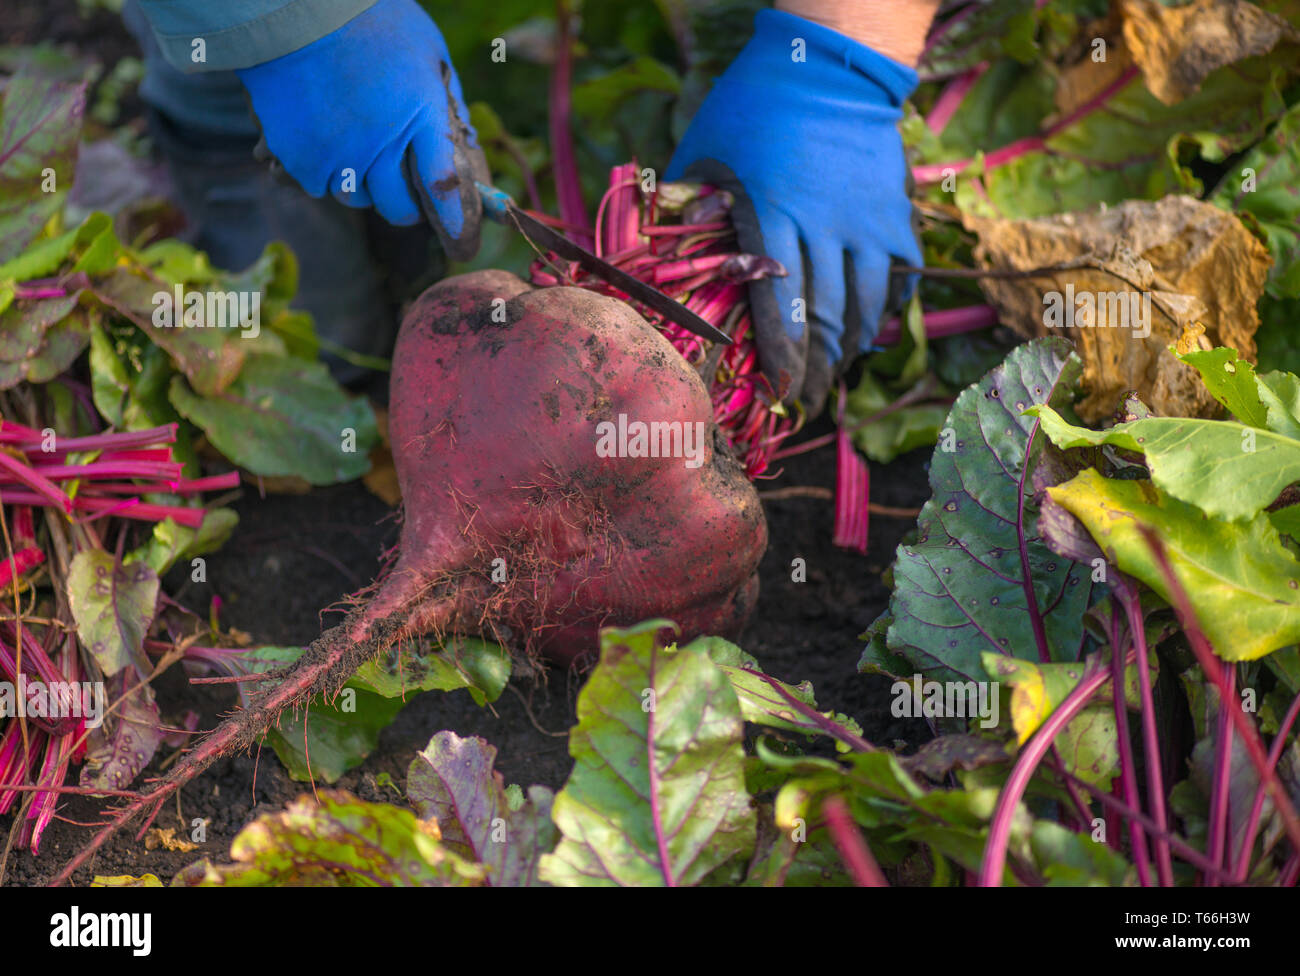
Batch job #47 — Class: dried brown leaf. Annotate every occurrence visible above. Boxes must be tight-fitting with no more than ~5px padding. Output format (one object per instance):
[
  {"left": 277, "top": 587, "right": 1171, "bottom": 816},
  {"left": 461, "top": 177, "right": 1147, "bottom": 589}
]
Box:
[
  {"left": 1121, "top": 0, "right": 1299, "bottom": 104},
  {"left": 1051, "top": 8, "right": 1133, "bottom": 117},
  {"left": 964, "top": 195, "right": 1272, "bottom": 420},
  {"left": 145, "top": 827, "right": 199, "bottom": 853}
]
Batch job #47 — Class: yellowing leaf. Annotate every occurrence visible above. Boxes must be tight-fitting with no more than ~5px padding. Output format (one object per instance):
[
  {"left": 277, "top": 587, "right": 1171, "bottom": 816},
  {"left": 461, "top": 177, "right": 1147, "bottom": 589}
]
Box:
[{"left": 1048, "top": 469, "right": 1300, "bottom": 660}]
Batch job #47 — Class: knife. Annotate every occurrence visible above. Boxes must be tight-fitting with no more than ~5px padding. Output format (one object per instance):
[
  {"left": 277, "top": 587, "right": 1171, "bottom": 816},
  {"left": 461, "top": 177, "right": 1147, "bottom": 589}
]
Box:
[
  {"left": 473, "top": 181, "right": 731, "bottom": 345},
  {"left": 401, "top": 147, "right": 732, "bottom": 346}
]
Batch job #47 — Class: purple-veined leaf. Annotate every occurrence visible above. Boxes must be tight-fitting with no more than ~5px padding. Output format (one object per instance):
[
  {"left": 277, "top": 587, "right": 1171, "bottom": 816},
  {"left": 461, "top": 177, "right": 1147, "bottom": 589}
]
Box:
[
  {"left": 882, "top": 337, "right": 1099, "bottom": 684},
  {"left": 407, "top": 730, "right": 556, "bottom": 887},
  {"left": 540, "top": 620, "right": 755, "bottom": 886},
  {"left": 79, "top": 674, "right": 163, "bottom": 794},
  {"left": 0, "top": 74, "right": 85, "bottom": 262},
  {"left": 66, "top": 549, "right": 159, "bottom": 676}
]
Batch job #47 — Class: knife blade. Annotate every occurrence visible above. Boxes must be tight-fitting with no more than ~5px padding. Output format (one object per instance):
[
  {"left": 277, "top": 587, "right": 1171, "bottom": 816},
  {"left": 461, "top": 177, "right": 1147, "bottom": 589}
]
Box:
[
  {"left": 401, "top": 152, "right": 732, "bottom": 346},
  {"left": 472, "top": 181, "right": 731, "bottom": 346}
]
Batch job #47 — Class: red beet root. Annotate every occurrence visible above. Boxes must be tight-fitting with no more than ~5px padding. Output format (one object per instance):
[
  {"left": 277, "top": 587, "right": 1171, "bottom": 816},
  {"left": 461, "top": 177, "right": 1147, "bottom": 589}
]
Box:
[
  {"left": 380, "top": 270, "right": 767, "bottom": 663},
  {"left": 51, "top": 270, "right": 767, "bottom": 883}
]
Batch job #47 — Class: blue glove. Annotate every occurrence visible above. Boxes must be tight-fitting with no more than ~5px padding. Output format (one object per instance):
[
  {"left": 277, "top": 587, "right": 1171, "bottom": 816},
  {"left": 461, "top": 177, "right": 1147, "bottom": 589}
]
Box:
[
  {"left": 235, "top": 0, "right": 488, "bottom": 260},
  {"left": 666, "top": 9, "right": 922, "bottom": 413}
]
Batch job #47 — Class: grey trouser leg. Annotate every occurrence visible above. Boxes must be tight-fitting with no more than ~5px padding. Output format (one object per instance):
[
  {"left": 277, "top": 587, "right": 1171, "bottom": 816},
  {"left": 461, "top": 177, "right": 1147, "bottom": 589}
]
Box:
[{"left": 122, "top": 0, "right": 396, "bottom": 384}]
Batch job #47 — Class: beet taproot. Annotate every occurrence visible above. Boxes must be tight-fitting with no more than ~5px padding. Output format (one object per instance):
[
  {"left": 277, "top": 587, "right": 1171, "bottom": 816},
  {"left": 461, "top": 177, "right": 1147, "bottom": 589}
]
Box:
[
  {"left": 52, "top": 269, "right": 767, "bottom": 883},
  {"left": 380, "top": 269, "right": 767, "bottom": 662}
]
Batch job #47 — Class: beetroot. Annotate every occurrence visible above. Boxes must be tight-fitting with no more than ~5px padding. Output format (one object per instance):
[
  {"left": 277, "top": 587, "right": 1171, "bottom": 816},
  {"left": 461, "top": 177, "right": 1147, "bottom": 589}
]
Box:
[
  {"left": 380, "top": 269, "right": 766, "bottom": 661},
  {"left": 52, "top": 269, "right": 767, "bottom": 883}
]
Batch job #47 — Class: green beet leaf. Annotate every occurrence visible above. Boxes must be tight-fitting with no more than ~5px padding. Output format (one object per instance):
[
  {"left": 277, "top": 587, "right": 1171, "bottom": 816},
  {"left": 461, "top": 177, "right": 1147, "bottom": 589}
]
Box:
[
  {"left": 91, "top": 266, "right": 247, "bottom": 397},
  {"left": 1212, "top": 101, "right": 1300, "bottom": 298},
  {"left": 168, "top": 352, "right": 377, "bottom": 485},
  {"left": 129, "top": 509, "right": 239, "bottom": 577},
  {"left": 352, "top": 636, "right": 510, "bottom": 707},
  {"left": 1271, "top": 503, "right": 1300, "bottom": 540},
  {"left": 882, "top": 337, "right": 1098, "bottom": 684},
  {"left": 843, "top": 368, "right": 948, "bottom": 464},
  {"left": 1029, "top": 402, "right": 1300, "bottom": 520},
  {"left": 1179, "top": 346, "right": 1300, "bottom": 438},
  {"left": 958, "top": 50, "right": 1293, "bottom": 219},
  {"left": 1048, "top": 468, "right": 1300, "bottom": 660},
  {"left": 918, "top": 0, "right": 1038, "bottom": 78},
  {"left": 1032, "top": 820, "right": 1134, "bottom": 886},
  {"left": 694, "top": 635, "right": 865, "bottom": 749},
  {"left": 0, "top": 74, "right": 85, "bottom": 261},
  {"left": 1179, "top": 347, "right": 1272, "bottom": 429},
  {"left": 540, "top": 620, "right": 756, "bottom": 886},
  {"left": 234, "top": 639, "right": 509, "bottom": 783}
]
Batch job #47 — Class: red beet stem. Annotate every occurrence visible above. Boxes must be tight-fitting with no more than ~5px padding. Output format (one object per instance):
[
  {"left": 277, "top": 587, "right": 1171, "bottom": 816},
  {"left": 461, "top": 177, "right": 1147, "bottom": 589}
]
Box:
[
  {"left": 11, "top": 424, "right": 177, "bottom": 454},
  {"left": 22, "top": 461, "right": 184, "bottom": 481},
  {"left": 833, "top": 427, "right": 869, "bottom": 554},
  {"left": 0, "top": 490, "right": 206, "bottom": 526},
  {"left": 0, "top": 451, "right": 72, "bottom": 513},
  {"left": 0, "top": 546, "right": 44, "bottom": 587}
]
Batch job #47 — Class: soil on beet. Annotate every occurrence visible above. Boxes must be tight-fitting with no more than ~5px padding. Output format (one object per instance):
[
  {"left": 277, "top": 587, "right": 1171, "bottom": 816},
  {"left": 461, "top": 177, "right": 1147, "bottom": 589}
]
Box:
[{"left": 4, "top": 419, "right": 932, "bottom": 886}]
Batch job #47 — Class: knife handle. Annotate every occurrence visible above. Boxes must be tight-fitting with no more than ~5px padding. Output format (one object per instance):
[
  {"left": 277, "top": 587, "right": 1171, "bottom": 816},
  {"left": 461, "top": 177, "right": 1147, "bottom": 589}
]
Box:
[{"left": 476, "top": 182, "right": 515, "bottom": 224}]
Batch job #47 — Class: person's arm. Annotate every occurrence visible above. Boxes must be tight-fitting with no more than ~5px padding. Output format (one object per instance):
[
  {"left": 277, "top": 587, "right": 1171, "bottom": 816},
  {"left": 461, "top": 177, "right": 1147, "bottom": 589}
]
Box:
[{"left": 775, "top": 0, "right": 943, "bottom": 67}]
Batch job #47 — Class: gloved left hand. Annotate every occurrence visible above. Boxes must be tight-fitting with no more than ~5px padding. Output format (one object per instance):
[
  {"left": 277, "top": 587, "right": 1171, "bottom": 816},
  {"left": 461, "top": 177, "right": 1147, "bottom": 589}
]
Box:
[{"left": 235, "top": 0, "right": 488, "bottom": 261}]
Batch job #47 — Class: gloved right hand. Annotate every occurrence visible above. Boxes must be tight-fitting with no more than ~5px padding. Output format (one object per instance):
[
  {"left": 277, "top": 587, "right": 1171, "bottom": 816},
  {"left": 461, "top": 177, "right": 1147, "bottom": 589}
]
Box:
[
  {"left": 666, "top": 10, "right": 923, "bottom": 415},
  {"left": 235, "top": 0, "right": 489, "bottom": 261}
]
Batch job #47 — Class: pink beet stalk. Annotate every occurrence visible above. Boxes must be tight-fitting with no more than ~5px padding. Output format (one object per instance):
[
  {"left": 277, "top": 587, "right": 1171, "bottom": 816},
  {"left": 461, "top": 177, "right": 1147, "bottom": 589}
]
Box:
[
  {"left": 833, "top": 425, "right": 870, "bottom": 554},
  {"left": 926, "top": 63, "right": 988, "bottom": 135},
  {"left": 0, "top": 724, "right": 39, "bottom": 815},
  {"left": 876, "top": 304, "right": 998, "bottom": 345},
  {"left": 0, "top": 451, "right": 72, "bottom": 513},
  {"left": 1206, "top": 665, "right": 1236, "bottom": 885},
  {"left": 548, "top": 1, "right": 591, "bottom": 247},
  {"left": 0, "top": 546, "right": 44, "bottom": 588},
  {"left": 530, "top": 163, "right": 802, "bottom": 477},
  {"left": 979, "top": 658, "right": 1120, "bottom": 885},
  {"left": 16, "top": 423, "right": 178, "bottom": 455},
  {"left": 1234, "top": 689, "right": 1300, "bottom": 880},
  {"left": 0, "top": 490, "right": 207, "bottom": 526},
  {"left": 23, "top": 460, "right": 184, "bottom": 481}
]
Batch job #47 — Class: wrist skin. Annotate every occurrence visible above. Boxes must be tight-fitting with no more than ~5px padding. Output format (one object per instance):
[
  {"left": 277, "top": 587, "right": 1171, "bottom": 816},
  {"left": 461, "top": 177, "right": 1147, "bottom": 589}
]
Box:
[{"left": 774, "top": 0, "right": 942, "bottom": 67}]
